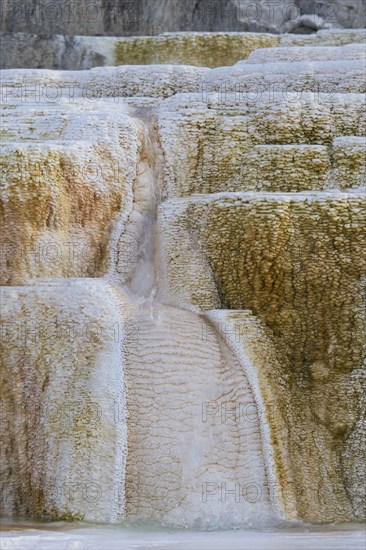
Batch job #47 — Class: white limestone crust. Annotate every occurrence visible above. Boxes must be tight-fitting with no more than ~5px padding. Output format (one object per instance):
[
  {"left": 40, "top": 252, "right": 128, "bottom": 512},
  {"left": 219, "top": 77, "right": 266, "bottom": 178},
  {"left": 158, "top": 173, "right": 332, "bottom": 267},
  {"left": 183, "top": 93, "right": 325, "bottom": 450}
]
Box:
[{"left": 0, "top": 279, "right": 132, "bottom": 522}]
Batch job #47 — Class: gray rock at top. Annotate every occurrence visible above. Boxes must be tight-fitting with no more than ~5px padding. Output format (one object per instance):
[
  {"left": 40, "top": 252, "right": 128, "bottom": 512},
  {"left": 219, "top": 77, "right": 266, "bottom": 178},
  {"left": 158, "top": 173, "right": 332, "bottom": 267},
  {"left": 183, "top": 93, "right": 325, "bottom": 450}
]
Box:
[{"left": 0, "top": 0, "right": 364, "bottom": 36}]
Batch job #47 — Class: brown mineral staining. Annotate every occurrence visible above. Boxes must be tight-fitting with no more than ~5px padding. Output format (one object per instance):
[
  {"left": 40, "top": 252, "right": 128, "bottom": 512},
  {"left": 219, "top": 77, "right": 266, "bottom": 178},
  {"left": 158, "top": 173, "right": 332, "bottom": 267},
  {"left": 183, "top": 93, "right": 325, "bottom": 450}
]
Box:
[
  {"left": 0, "top": 148, "right": 121, "bottom": 284},
  {"left": 0, "top": 105, "right": 145, "bottom": 285}
]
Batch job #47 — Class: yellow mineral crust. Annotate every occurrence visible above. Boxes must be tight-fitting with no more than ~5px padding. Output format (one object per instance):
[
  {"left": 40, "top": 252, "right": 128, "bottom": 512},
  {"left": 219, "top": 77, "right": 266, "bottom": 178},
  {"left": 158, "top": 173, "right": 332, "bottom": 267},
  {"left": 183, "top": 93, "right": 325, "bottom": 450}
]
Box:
[
  {"left": 332, "top": 137, "right": 366, "bottom": 189},
  {"left": 115, "top": 33, "right": 280, "bottom": 68}
]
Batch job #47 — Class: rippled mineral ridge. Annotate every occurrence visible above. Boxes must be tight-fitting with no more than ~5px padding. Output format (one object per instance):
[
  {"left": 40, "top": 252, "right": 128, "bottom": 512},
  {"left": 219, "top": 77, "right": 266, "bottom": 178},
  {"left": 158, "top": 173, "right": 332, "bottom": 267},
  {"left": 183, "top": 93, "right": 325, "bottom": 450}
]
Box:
[{"left": 0, "top": 25, "right": 365, "bottom": 549}]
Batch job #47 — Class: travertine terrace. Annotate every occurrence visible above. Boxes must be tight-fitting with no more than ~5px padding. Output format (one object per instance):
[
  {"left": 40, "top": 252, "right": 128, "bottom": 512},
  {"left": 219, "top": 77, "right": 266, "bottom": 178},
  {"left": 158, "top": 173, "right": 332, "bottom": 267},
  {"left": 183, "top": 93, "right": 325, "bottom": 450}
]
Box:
[{"left": 0, "top": 29, "right": 365, "bottom": 528}]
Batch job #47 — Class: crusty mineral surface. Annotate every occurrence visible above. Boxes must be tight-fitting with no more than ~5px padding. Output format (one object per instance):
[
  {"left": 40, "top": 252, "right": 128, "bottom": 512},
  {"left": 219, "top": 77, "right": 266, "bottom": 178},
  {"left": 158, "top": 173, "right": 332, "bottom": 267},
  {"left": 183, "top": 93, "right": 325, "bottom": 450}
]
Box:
[
  {"left": 1, "top": 30, "right": 365, "bottom": 527},
  {"left": 0, "top": 280, "right": 131, "bottom": 522}
]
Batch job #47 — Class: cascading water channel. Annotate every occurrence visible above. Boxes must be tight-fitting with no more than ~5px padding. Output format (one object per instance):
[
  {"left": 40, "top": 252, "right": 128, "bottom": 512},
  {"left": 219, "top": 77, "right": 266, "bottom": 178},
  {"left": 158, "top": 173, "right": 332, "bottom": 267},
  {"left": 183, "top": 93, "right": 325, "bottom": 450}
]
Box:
[
  {"left": 103, "top": 108, "right": 283, "bottom": 528},
  {"left": 120, "top": 113, "right": 162, "bottom": 302}
]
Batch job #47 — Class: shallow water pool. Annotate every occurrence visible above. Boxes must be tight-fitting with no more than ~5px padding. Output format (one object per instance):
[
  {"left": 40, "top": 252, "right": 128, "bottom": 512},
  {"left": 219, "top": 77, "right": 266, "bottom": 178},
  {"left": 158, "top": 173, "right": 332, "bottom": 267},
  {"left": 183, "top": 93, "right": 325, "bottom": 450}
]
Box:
[{"left": 1, "top": 521, "right": 365, "bottom": 550}]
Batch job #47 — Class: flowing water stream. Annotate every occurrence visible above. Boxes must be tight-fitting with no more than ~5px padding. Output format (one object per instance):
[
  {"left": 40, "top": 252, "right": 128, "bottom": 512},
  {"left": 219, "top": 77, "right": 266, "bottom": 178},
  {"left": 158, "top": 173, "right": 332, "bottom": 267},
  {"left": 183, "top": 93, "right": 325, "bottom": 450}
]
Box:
[{"left": 107, "top": 110, "right": 277, "bottom": 529}]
